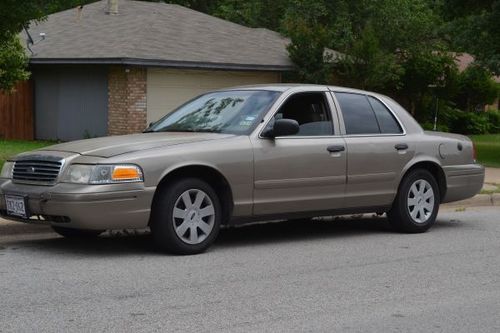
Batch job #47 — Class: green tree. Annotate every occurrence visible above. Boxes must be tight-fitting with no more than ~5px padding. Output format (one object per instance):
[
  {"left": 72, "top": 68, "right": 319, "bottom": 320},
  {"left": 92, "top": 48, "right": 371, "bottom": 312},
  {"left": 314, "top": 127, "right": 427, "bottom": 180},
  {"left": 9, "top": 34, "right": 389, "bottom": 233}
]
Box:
[
  {"left": 0, "top": 35, "right": 30, "bottom": 90},
  {"left": 211, "top": 0, "right": 261, "bottom": 27},
  {"left": 399, "top": 51, "right": 458, "bottom": 116},
  {"left": 327, "top": 0, "right": 456, "bottom": 118},
  {"left": 0, "top": 0, "right": 45, "bottom": 41},
  {"left": 283, "top": 19, "right": 333, "bottom": 84},
  {"left": 281, "top": 0, "right": 333, "bottom": 84},
  {"left": 0, "top": 0, "right": 98, "bottom": 90},
  {"left": 455, "top": 64, "right": 499, "bottom": 111},
  {"left": 442, "top": 0, "right": 500, "bottom": 74},
  {"left": 333, "top": 24, "right": 403, "bottom": 91},
  {"left": 0, "top": 0, "right": 45, "bottom": 90}
]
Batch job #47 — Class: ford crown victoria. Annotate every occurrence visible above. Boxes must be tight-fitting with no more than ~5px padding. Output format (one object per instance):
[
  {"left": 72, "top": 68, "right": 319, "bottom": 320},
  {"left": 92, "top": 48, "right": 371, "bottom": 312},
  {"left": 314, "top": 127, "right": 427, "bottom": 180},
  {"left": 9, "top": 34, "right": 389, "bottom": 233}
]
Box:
[{"left": 0, "top": 85, "right": 485, "bottom": 254}]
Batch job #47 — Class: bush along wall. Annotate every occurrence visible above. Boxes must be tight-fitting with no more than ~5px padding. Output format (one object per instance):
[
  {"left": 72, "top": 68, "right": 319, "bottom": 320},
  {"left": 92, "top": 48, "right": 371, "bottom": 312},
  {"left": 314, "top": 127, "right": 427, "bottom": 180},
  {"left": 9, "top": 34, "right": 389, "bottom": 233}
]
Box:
[{"left": 420, "top": 107, "right": 500, "bottom": 135}]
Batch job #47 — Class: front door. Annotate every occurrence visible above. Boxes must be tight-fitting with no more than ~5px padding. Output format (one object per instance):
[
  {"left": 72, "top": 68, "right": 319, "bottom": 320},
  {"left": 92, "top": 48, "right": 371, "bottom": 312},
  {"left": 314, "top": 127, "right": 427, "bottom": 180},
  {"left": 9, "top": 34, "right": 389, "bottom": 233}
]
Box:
[{"left": 251, "top": 90, "right": 347, "bottom": 216}]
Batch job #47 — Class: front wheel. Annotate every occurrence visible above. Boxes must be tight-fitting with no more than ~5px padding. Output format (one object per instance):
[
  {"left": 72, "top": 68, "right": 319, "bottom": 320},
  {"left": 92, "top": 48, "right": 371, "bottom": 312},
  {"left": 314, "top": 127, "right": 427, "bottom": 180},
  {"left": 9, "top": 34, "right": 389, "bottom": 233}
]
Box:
[
  {"left": 150, "top": 178, "right": 222, "bottom": 255},
  {"left": 387, "top": 169, "right": 440, "bottom": 233}
]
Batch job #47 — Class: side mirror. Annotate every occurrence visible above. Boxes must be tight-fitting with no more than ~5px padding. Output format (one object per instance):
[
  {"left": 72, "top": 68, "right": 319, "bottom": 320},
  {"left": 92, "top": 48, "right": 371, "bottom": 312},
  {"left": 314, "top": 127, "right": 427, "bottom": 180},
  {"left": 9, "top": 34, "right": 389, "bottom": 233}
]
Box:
[{"left": 262, "top": 118, "right": 300, "bottom": 138}]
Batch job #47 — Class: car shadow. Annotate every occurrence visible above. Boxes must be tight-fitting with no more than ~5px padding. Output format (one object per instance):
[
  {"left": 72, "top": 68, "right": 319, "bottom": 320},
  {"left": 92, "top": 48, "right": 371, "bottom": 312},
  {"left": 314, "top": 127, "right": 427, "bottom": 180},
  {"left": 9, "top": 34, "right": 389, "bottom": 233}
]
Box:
[
  {"left": 214, "top": 215, "right": 391, "bottom": 249},
  {"left": 1, "top": 214, "right": 464, "bottom": 257},
  {"left": 0, "top": 215, "right": 396, "bottom": 257}
]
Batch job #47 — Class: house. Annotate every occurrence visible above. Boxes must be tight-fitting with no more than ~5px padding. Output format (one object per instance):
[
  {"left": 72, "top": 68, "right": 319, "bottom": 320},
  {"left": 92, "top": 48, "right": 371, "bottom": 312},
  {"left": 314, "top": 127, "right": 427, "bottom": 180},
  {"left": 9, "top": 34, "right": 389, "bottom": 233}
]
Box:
[{"left": 12, "top": 0, "right": 294, "bottom": 141}]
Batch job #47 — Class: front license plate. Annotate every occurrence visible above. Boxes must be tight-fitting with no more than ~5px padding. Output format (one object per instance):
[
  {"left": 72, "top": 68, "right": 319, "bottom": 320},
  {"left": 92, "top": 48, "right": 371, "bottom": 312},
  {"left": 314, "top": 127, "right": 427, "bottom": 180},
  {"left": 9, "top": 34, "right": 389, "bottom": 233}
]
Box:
[{"left": 5, "top": 195, "right": 29, "bottom": 219}]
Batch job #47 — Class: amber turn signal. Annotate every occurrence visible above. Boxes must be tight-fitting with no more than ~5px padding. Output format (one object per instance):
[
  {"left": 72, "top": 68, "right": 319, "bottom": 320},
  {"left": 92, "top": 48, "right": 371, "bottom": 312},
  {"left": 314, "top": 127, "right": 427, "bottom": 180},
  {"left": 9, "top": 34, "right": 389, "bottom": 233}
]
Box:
[{"left": 111, "top": 166, "right": 142, "bottom": 181}]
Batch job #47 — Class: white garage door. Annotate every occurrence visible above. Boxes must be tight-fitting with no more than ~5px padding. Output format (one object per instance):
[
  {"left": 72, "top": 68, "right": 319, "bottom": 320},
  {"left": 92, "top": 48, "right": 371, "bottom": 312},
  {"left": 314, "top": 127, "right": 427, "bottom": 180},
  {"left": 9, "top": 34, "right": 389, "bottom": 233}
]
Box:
[{"left": 147, "top": 68, "right": 281, "bottom": 123}]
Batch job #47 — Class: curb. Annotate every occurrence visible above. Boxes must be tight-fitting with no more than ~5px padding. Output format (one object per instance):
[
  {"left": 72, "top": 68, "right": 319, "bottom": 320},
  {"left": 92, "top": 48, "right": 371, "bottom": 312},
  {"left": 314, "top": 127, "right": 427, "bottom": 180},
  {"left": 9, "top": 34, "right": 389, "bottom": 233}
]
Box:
[{"left": 442, "top": 193, "right": 500, "bottom": 208}]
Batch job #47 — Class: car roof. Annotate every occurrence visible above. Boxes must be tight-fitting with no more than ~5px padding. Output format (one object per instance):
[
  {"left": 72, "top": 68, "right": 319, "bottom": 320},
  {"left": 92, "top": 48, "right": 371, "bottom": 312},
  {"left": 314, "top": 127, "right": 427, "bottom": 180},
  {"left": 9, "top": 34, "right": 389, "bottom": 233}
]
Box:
[
  {"left": 219, "top": 83, "right": 385, "bottom": 97},
  {"left": 219, "top": 84, "right": 317, "bottom": 92}
]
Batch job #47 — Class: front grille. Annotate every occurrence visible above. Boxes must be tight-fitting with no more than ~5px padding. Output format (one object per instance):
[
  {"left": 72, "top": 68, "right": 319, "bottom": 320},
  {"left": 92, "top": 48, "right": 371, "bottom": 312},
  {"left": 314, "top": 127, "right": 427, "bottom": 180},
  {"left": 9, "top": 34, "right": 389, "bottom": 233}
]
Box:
[{"left": 13, "top": 158, "right": 63, "bottom": 185}]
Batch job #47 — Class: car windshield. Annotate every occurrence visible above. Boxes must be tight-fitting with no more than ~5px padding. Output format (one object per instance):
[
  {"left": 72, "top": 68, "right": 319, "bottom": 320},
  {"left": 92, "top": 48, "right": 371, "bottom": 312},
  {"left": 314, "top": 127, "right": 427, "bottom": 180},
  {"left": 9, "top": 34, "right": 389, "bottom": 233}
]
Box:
[{"left": 146, "top": 90, "right": 281, "bottom": 135}]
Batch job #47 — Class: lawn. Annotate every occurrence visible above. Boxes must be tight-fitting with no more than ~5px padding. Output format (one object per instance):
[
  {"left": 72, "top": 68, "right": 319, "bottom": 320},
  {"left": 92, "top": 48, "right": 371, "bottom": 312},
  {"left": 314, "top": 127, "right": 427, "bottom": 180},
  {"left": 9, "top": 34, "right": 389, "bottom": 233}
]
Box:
[
  {"left": 469, "top": 134, "right": 500, "bottom": 168},
  {"left": 0, "top": 140, "right": 55, "bottom": 169}
]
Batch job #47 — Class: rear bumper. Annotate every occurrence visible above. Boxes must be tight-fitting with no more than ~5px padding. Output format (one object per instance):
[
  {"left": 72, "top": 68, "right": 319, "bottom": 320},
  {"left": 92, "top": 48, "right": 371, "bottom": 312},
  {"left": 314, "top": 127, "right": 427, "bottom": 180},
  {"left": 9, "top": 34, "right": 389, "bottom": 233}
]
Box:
[
  {"left": 442, "top": 164, "right": 485, "bottom": 203},
  {"left": 0, "top": 179, "right": 156, "bottom": 230}
]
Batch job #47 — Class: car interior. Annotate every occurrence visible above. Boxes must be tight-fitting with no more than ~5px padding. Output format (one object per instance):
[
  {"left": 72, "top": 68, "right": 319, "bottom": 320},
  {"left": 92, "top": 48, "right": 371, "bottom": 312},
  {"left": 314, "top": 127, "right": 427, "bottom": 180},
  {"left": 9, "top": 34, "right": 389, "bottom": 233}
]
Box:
[{"left": 272, "top": 92, "right": 333, "bottom": 136}]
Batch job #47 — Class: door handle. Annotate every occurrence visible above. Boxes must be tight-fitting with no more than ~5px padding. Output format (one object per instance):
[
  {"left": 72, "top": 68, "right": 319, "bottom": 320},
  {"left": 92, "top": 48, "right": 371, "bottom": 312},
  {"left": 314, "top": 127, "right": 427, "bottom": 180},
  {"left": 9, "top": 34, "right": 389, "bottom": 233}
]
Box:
[
  {"left": 395, "top": 143, "right": 408, "bottom": 150},
  {"left": 327, "top": 145, "right": 345, "bottom": 153}
]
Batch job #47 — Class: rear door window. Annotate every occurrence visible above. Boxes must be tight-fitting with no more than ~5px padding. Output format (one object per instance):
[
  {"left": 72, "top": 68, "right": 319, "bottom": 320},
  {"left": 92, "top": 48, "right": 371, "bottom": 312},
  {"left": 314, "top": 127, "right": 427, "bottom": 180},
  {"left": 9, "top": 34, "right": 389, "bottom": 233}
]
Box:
[{"left": 335, "top": 92, "right": 380, "bottom": 135}]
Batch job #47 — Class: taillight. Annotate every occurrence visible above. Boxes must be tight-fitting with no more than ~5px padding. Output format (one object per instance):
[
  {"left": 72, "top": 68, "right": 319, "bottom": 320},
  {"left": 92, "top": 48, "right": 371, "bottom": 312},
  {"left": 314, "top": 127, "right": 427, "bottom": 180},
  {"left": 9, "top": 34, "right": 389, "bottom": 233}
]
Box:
[{"left": 472, "top": 142, "right": 477, "bottom": 162}]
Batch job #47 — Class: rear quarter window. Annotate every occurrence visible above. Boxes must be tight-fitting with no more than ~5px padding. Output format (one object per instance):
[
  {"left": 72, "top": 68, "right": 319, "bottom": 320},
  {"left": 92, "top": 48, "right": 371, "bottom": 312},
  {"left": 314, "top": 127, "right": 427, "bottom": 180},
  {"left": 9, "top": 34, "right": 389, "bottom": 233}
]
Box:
[{"left": 368, "top": 96, "right": 403, "bottom": 134}]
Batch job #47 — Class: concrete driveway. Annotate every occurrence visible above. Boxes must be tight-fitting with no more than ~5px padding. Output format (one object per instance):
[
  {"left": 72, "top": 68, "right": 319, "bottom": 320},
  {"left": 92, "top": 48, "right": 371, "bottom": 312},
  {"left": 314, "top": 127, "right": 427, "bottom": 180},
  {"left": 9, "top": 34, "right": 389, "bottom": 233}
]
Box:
[{"left": 1, "top": 207, "right": 500, "bottom": 332}]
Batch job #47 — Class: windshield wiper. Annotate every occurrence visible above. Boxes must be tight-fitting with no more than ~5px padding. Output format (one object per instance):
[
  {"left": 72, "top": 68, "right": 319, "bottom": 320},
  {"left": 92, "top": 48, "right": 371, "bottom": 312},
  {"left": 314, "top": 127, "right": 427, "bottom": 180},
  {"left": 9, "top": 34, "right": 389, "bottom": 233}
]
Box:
[
  {"left": 191, "top": 129, "right": 220, "bottom": 133},
  {"left": 147, "top": 128, "right": 220, "bottom": 133},
  {"left": 151, "top": 128, "right": 220, "bottom": 133}
]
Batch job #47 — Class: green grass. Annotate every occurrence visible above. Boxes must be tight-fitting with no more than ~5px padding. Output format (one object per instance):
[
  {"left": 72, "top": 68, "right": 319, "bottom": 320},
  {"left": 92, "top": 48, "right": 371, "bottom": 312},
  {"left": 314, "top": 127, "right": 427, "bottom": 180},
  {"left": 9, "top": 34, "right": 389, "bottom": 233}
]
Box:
[
  {"left": 469, "top": 134, "right": 500, "bottom": 168},
  {"left": 481, "top": 188, "right": 500, "bottom": 194},
  {"left": 0, "top": 140, "right": 55, "bottom": 169}
]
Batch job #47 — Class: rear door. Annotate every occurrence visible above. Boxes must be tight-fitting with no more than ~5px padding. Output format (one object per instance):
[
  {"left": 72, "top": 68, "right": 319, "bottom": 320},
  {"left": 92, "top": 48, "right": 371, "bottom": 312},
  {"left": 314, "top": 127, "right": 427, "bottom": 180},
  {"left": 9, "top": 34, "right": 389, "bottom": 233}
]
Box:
[
  {"left": 250, "top": 88, "right": 347, "bottom": 216},
  {"left": 332, "top": 91, "right": 415, "bottom": 208}
]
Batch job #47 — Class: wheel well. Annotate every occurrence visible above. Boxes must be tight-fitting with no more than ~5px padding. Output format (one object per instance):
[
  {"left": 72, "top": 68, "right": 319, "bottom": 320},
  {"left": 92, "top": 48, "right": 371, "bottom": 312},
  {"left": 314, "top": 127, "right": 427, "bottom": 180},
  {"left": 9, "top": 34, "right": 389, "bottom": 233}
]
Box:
[
  {"left": 403, "top": 161, "right": 447, "bottom": 202},
  {"left": 151, "top": 165, "right": 234, "bottom": 225}
]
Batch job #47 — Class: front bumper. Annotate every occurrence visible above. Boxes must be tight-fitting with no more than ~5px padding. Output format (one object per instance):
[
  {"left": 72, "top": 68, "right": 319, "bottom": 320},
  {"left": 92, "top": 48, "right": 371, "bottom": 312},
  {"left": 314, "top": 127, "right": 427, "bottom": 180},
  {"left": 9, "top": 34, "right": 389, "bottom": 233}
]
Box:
[
  {"left": 442, "top": 164, "right": 485, "bottom": 203},
  {"left": 0, "top": 179, "right": 156, "bottom": 230}
]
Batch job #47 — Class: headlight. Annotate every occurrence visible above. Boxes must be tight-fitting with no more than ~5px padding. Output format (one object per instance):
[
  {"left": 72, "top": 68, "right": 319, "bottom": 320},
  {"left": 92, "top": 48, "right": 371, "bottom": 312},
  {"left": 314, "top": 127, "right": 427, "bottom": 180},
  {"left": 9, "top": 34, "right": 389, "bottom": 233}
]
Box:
[
  {"left": 0, "top": 162, "right": 14, "bottom": 179},
  {"left": 64, "top": 165, "right": 94, "bottom": 184},
  {"left": 63, "top": 164, "right": 143, "bottom": 184}
]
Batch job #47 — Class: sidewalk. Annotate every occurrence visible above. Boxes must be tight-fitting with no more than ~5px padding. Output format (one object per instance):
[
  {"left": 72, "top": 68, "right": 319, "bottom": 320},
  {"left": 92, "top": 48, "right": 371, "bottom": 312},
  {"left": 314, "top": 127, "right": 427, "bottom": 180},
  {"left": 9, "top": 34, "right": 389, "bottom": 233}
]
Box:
[{"left": 485, "top": 167, "right": 500, "bottom": 185}]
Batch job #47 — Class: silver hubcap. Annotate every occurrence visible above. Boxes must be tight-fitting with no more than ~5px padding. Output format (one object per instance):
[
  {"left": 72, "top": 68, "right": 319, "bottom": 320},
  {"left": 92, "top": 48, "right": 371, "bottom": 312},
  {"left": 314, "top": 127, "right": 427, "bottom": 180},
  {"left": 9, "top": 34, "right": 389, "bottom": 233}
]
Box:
[
  {"left": 173, "top": 189, "right": 215, "bottom": 245},
  {"left": 407, "top": 179, "right": 434, "bottom": 223}
]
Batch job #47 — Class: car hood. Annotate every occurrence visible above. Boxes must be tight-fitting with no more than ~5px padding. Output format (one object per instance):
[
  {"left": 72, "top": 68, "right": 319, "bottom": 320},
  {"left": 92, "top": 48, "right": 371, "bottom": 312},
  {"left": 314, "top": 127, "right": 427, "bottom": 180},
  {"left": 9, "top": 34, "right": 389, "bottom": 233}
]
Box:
[{"left": 39, "top": 132, "right": 235, "bottom": 158}]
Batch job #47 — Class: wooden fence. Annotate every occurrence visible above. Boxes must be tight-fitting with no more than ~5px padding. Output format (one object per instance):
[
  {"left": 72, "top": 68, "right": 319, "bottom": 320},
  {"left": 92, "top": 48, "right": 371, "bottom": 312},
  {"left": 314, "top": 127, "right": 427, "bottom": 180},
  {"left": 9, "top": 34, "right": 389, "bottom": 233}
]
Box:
[{"left": 0, "top": 80, "right": 34, "bottom": 140}]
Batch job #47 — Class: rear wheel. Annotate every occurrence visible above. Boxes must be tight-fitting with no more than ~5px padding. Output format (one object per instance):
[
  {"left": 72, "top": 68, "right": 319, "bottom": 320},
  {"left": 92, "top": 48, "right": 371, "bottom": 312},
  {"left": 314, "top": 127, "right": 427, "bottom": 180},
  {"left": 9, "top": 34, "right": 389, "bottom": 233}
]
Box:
[
  {"left": 150, "top": 178, "right": 222, "bottom": 255},
  {"left": 387, "top": 169, "right": 440, "bottom": 233},
  {"left": 52, "top": 226, "right": 104, "bottom": 238}
]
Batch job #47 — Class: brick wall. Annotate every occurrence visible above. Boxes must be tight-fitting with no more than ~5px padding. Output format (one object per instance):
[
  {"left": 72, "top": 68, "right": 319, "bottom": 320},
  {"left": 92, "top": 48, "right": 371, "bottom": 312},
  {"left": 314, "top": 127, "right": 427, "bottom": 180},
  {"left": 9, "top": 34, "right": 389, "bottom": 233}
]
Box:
[{"left": 108, "top": 66, "right": 147, "bottom": 135}]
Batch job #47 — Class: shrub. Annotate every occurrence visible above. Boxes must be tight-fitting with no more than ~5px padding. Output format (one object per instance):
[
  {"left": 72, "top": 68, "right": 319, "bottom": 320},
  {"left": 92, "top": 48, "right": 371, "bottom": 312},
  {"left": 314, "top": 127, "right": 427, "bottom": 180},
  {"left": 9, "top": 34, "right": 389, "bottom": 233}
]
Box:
[
  {"left": 486, "top": 110, "right": 500, "bottom": 134},
  {"left": 454, "top": 65, "right": 499, "bottom": 112},
  {"left": 420, "top": 121, "right": 450, "bottom": 132},
  {"left": 426, "top": 107, "right": 499, "bottom": 135},
  {"left": 452, "top": 111, "right": 490, "bottom": 134}
]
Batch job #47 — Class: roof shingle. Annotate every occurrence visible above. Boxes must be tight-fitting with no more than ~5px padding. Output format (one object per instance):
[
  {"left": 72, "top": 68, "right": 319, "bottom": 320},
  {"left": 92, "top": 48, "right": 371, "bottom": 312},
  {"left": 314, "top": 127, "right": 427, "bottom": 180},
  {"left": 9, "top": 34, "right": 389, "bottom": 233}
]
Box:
[{"left": 24, "top": 0, "right": 293, "bottom": 71}]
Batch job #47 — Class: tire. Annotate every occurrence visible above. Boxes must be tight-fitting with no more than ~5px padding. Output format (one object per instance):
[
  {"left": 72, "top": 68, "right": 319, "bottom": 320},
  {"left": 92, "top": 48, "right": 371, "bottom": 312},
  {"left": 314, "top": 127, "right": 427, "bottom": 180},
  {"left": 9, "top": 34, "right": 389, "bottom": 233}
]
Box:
[
  {"left": 150, "top": 178, "right": 222, "bottom": 255},
  {"left": 52, "top": 226, "right": 104, "bottom": 238},
  {"left": 387, "top": 169, "right": 440, "bottom": 233}
]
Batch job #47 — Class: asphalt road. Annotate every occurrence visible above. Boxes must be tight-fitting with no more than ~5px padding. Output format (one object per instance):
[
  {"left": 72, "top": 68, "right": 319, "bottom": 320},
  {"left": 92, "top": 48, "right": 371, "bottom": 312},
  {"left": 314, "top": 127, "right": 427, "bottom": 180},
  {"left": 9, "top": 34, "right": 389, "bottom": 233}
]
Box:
[{"left": 1, "top": 207, "right": 500, "bottom": 332}]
